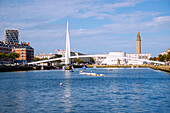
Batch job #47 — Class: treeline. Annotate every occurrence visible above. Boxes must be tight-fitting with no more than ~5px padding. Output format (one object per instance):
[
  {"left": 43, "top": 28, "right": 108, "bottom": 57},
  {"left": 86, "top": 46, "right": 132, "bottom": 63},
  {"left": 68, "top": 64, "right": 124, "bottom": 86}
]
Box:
[
  {"left": 149, "top": 52, "right": 170, "bottom": 62},
  {"left": 0, "top": 52, "right": 20, "bottom": 63}
]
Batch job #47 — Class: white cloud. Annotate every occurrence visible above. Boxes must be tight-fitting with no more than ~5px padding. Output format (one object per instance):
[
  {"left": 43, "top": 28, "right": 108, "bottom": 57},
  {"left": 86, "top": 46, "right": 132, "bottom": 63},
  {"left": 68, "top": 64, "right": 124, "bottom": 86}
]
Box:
[{"left": 0, "top": 0, "right": 169, "bottom": 55}]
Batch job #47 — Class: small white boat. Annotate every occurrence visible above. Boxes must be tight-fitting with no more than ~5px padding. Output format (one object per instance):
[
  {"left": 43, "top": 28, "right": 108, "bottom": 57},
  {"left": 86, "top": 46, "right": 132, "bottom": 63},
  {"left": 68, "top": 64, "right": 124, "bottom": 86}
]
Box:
[
  {"left": 131, "top": 65, "right": 134, "bottom": 69},
  {"left": 93, "top": 66, "right": 96, "bottom": 69},
  {"left": 41, "top": 66, "right": 44, "bottom": 70}
]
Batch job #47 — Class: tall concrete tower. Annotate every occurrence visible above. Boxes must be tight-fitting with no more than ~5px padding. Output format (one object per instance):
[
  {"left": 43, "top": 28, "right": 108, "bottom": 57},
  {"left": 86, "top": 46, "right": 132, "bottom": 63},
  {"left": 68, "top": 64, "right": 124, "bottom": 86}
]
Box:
[{"left": 136, "top": 32, "right": 141, "bottom": 54}]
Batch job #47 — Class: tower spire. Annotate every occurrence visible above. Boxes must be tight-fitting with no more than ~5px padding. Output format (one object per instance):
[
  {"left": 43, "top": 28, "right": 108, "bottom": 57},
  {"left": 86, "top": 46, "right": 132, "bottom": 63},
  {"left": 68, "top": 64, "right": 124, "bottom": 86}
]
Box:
[
  {"left": 65, "top": 20, "right": 71, "bottom": 65},
  {"left": 136, "top": 32, "right": 141, "bottom": 54}
]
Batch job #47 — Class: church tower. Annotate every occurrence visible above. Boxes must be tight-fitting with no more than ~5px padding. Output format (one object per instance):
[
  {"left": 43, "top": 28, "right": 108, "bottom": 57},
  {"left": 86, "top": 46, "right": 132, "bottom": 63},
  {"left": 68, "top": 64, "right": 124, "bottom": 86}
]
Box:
[{"left": 136, "top": 32, "right": 141, "bottom": 54}]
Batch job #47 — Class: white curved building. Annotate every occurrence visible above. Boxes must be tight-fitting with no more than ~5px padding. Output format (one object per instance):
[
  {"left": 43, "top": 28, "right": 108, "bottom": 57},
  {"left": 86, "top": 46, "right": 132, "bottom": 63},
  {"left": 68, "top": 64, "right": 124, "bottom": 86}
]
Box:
[{"left": 102, "top": 52, "right": 126, "bottom": 65}]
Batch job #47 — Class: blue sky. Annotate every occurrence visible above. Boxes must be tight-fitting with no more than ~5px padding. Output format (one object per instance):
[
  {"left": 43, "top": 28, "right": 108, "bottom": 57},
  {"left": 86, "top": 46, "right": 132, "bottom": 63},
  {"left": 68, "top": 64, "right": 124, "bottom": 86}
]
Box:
[{"left": 0, "top": 0, "right": 170, "bottom": 56}]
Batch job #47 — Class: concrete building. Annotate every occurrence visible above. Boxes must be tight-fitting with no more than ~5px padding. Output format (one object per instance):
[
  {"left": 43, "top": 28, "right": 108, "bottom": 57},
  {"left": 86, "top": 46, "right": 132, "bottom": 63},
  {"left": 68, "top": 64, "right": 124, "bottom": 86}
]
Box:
[
  {"left": 0, "top": 41, "right": 12, "bottom": 63},
  {"left": 5, "top": 30, "right": 19, "bottom": 44},
  {"left": 0, "top": 41, "right": 12, "bottom": 54},
  {"left": 93, "top": 54, "right": 107, "bottom": 65},
  {"left": 0, "top": 41, "right": 34, "bottom": 63},
  {"left": 58, "top": 49, "right": 91, "bottom": 64},
  {"left": 12, "top": 42, "right": 34, "bottom": 63},
  {"left": 101, "top": 52, "right": 126, "bottom": 65},
  {"left": 35, "top": 53, "right": 55, "bottom": 59},
  {"left": 136, "top": 32, "right": 141, "bottom": 54},
  {"left": 126, "top": 53, "right": 151, "bottom": 65}
]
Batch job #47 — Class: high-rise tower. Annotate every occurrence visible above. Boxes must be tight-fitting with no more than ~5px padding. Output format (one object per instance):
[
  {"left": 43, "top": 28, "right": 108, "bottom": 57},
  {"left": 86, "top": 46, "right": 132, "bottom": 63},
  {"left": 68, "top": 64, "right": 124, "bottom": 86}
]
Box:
[
  {"left": 136, "top": 32, "right": 141, "bottom": 54},
  {"left": 5, "top": 30, "right": 19, "bottom": 44}
]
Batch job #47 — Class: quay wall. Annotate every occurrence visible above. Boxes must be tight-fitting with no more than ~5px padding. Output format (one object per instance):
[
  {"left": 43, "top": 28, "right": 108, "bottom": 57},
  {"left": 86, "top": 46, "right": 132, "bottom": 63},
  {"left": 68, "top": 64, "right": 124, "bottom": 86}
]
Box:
[
  {"left": 0, "top": 65, "right": 169, "bottom": 73},
  {"left": 87, "top": 64, "right": 170, "bottom": 73}
]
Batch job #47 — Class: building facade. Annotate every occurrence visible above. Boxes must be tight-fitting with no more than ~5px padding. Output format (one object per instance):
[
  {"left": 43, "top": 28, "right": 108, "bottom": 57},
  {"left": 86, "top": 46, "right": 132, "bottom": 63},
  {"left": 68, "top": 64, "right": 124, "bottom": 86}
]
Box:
[
  {"left": 57, "top": 50, "right": 91, "bottom": 64},
  {"left": 101, "top": 52, "right": 127, "bottom": 65},
  {"left": 12, "top": 42, "right": 34, "bottom": 63},
  {"left": 126, "top": 53, "right": 151, "bottom": 65},
  {"left": 35, "top": 53, "right": 55, "bottom": 59},
  {"left": 93, "top": 54, "right": 107, "bottom": 65},
  {"left": 5, "top": 30, "right": 19, "bottom": 44},
  {"left": 0, "top": 41, "right": 12, "bottom": 54},
  {"left": 136, "top": 32, "right": 141, "bottom": 54}
]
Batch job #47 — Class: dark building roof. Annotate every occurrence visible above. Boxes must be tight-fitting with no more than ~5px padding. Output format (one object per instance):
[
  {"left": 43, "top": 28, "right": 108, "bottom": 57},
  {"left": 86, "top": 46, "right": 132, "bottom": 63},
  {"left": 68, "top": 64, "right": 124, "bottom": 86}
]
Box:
[{"left": 0, "top": 41, "right": 34, "bottom": 49}]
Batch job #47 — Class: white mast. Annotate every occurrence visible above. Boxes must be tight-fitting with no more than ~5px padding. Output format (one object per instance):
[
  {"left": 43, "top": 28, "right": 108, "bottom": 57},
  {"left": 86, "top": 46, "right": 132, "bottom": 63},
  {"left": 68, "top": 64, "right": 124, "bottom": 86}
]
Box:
[{"left": 65, "top": 20, "right": 71, "bottom": 65}]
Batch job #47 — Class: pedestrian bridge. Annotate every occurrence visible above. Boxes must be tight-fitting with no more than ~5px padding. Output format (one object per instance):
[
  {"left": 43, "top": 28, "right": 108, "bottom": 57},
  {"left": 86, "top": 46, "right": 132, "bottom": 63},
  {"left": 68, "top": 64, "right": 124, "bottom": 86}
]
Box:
[
  {"left": 28, "top": 21, "right": 165, "bottom": 65},
  {"left": 27, "top": 54, "right": 165, "bottom": 65}
]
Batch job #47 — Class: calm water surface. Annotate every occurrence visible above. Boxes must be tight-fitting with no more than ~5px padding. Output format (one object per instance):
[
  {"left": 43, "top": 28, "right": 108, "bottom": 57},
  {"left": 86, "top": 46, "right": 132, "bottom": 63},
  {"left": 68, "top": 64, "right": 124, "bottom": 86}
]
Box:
[{"left": 0, "top": 68, "right": 169, "bottom": 112}]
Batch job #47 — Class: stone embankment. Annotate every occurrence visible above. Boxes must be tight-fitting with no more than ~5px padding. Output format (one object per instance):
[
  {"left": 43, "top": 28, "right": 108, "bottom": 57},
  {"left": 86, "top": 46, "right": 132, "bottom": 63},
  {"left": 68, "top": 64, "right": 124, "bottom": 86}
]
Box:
[
  {"left": 0, "top": 66, "right": 56, "bottom": 72},
  {"left": 0, "top": 64, "right": 169, "bottom": 73},
  {"left": 0, "top": 65, "right": 85, "bottom": 72},
  {"left": 87, "top": 64, "right": 170, "bottom": 73},
  {"left": 147, "top": 65, "right": 170, "bottom": 73}
]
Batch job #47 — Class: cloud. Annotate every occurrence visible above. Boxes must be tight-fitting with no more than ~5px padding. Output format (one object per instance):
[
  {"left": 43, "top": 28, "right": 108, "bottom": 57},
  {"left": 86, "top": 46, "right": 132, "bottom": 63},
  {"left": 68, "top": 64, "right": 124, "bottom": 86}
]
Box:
[
  {"left": 0, "top": 0, "right": 169, "bottom": 56},
  {"left": 71, "top": 13, "right": 170, "bottom": 38},
  {"left": 0, "top": 0, "right": 145, "bottom": 40}
]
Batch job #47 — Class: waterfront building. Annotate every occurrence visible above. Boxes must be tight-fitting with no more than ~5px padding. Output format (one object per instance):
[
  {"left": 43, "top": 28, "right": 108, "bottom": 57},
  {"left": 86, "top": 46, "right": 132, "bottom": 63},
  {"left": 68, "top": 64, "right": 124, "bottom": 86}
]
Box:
[
  {"left": 93, "top": 54, "right": 107, "bottom": 65},
  {"left": 136, "top": 32, "right": 141, "bottom": 54},
  {"left": 0, "top": 41, "right": 12, "bottom": 63},
  {"left": 35, "top": 53, "right": 55, "bottom": 59},
  {"left": 12, "top": 42, "right": 34, "bottom": 63},
  {"left": 101, "top": 52, "right": 126, "bottom": 65},
  {"left": 58, "top": 49, "right": 91, "bottom": 64},
  {"left": 0, "top": 41, "right": 34, "bottom": 63},
  {"left": 5, "top": 29, "right": 19, "bottom": 44},
  {"left": 0, "top": 41, "right": 12, "bottom": 54},
  {"left": 98, "top": 52, "right": 151, "bottom": 65},
  {"left": 126, "top": 53, "right": 151, "bottom": 65}
]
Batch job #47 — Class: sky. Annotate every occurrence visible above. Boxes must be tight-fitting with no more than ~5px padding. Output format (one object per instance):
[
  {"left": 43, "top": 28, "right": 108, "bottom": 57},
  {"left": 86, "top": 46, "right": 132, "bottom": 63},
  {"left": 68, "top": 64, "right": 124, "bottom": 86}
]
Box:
[{"left": 0, "top": 0, "right": 170, "bottom": 57}]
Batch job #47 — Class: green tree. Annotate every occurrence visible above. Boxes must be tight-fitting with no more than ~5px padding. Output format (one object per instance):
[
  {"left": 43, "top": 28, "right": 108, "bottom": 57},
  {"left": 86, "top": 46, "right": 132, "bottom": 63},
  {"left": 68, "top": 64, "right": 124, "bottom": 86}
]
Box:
[
  {"left": 7, "top": 52, "right": 20, "bottom": 63},
  {"left": 0, "top": 52, "right": 6, "bottom": 59},
  {"left": 74, "top": 58, "right": 83, "bottom": 64},
  {"left": 90, "top": 57, "right": 95, "bottom": 63},
  {"left": 34, "top": 57, "right": 41, "bottom": 61},
  {"left": 149, "top": 57, "right": 157, "bottom": 61},
  {"left": 50, "top": 54, "right": 62, "bottom": 59},
  {"left": 41, "top": 58, "right": 48, "bottom": 60},
  {"left": 157, "top": 54, "right": 166, "bottom": 62},
  {"left": 166, "top": 52, "right": 170, "bottom": 61}
]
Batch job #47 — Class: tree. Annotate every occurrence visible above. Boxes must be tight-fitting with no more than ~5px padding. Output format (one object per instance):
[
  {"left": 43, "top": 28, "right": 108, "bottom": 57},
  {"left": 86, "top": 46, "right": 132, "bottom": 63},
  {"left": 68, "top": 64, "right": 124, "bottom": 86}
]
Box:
[
  {"left": 149, "top": 57, "right": 157, "bottom": 61},
  {"left": 157, "top": 54, "right": 166, "bottom": 62},
  {"left": 149, "top": 51, "right": 170, "bottom": 62},
  {"left": 7, "top": 52, "right": 20, "bottom": 63},
  {"left": 90, "top": 57, "right": 95, "bottom": 63},
  {"left": 50, "top": 54, "right": 62, "bottom": 59},
  {"left": 34, "top": 57, "right": 41, "bottom": 61},
  {"left": 166, "top": 52, "right": 170, "bottom": 61},
  {"left": 0, "top": 52, "right": 6, "bottom": 59},
  {"left": 74, "top": 58, "right": 83, "bottom": 64}
]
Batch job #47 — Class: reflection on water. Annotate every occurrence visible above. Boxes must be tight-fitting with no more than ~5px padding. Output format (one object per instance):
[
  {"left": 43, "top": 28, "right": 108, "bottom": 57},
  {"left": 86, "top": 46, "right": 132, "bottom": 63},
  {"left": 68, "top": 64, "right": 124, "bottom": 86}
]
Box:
[
  {"left": 0, "top": 68, "right": 169, "bottom": 112},
  {"left": 63, "top": 71, "right": 72, "bottom": 112}
]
